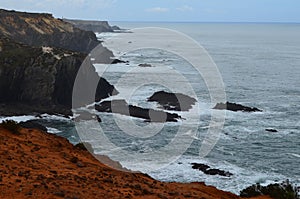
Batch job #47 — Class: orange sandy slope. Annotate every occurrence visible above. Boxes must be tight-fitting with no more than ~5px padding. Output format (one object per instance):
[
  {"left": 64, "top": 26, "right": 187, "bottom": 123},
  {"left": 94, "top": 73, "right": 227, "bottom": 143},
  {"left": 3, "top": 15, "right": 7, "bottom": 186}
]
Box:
[{"left": 0, "top": 127, "right": 271, "bottom": 199}]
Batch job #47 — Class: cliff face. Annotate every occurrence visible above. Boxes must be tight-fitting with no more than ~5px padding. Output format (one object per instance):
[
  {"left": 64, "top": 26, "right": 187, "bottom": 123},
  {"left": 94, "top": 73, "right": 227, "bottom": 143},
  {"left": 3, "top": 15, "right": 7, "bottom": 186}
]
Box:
[
  {"left": 0, "top": 9, "right": 119, "bottom": 116},
  {"left": 0, "top": 37, "right": 117, "bottom": 116},
  {"left": 0, "top": 9, "right": 113, "bottom": 55}
]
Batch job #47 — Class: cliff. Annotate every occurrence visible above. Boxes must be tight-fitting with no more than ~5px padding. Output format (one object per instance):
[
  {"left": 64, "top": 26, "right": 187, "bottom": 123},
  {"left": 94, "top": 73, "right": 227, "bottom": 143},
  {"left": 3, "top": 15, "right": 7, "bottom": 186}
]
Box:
[
  {"left": 0, "top": 125, "right": 271, "bottom": 199},
  {"left": 63, "top": 19, "right": 120, "bottom": 33},
  {"left": 0, "top": 9, "right": 111, "bottom": 54},
  {"left": 0, "top": 37, "right": 117, "bottom": 116},
  {"left": 0, "top": 9, "right": 119, "bottom": 116}
]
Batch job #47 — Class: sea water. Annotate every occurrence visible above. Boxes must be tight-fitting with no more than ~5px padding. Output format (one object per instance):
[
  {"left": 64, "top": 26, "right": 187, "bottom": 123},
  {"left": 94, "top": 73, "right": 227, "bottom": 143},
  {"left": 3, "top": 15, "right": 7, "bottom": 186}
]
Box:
[
  {"left": 93, "top": 22, "right": 300, "bottom": 193},
  {"left": 5, "top": 23, "right": 299, "bottom": 194}
]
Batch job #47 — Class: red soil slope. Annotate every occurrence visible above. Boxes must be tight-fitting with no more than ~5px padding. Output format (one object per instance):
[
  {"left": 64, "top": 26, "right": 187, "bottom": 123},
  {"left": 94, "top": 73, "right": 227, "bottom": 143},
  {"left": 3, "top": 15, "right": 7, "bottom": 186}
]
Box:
[{"left": 0, "top": 127, "right": 271, "bottom": 199}]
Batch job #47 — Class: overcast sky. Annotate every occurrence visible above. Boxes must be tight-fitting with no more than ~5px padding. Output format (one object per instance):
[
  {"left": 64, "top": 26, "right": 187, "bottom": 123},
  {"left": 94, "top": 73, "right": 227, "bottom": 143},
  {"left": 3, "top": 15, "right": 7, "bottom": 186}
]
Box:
[{"left": 1, "top": 0, "right": 300, "bottom": 22}]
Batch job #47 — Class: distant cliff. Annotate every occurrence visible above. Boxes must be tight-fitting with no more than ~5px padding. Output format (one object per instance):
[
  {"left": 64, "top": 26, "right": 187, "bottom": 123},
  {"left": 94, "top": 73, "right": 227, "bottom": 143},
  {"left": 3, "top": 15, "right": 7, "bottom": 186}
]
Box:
[
  {"left": 63, "top": 19, "right": 121, "bottom": 33},
  {"left": 0, "top": 9, "right": 113, "bottom": 55},
  {"left": 0, "top": 9, "right": 118, "bottom": 116}
]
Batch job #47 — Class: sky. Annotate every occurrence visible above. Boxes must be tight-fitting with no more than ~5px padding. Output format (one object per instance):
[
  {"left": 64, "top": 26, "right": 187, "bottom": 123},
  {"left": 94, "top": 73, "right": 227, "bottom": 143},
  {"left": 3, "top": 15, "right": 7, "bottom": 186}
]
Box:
[{"left": 1, "top": 0, "right": 300, "bottom": 22}]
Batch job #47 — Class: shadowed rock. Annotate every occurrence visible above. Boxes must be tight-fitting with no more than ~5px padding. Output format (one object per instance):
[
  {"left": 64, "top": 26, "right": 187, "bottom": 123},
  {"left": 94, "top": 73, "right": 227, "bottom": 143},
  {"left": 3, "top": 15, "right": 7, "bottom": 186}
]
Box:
[
  {"left": 95, "top": 99, "right": 181, "bottom": 122},
  {"left": 265, "top": 128, "right": 278, "bottom": 133},
  {"left": 191, "top": 163, "right": 233, "bottom": 177},
  {"left": 148, "top": 91, "right": 197, "bottom": 111},
  {"left": 213, "top": 102, "right": 262, "bottom": 112},
  {"left": 0, "top": 37, "right": 118, "bottom": 116},
  {"left": 19, "top": 121, "right": 48, "bottom": 132}
]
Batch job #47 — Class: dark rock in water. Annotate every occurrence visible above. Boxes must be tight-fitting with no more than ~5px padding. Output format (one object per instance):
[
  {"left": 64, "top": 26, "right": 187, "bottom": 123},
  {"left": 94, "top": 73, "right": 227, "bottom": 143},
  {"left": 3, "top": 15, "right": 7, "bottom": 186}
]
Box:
[
  {"left": 265, "top": 128, "right": 278, "bottom": 133},
  {"left": 110, "top": 59, "right": 128, "bottom": 64},
  {"left": 95, "top": 99, "right": 181, "bottom": 122},
  {"left": 96, "top": 115, "right": 102, "bottom": 123},
  {"left": 191, "top": 163, "right": 210, "bottom": 171},
  {"left": 213, "top": 102, "right": 262, "bottom": 112},
  {"left": 111, "top": 25, "right": 121, "bottom": 31},
  {"left": 148, "top": 91, "right": 197, "bottom": 111},
  {"left": 191, "top": 163, "right": 233, "bottom": 177},
  {"left": 203, "top": 169, "right": 233, "bottom": 177},
  {"left": 138, "top": 63, "right": 153, "bottom": 67},
  {"left": 19, "top": 121, "right": 48, "bottom": 132}
]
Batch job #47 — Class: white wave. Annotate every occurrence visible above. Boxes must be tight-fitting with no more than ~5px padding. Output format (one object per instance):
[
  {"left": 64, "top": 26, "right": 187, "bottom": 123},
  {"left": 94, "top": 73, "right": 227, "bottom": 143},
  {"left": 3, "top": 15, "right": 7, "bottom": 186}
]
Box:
[
  {"left": 0, "top": 115, "right": 36, "bottom": 123},
  {"left": 46, "top": 127, "right": 62, "bottom": 134},
  {"left": 144, "top": 156, "right": 288, "bottom": 195},
  {"left": 286, "top": 153, "right": 300, "bottom": 158},
  {"left": 39, "top": 114, "right": 71, "bottom": 121}
]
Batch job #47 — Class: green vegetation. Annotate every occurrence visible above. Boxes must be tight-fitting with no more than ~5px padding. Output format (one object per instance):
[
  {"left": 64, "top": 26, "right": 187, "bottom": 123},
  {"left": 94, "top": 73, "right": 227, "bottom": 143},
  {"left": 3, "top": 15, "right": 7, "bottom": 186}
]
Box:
[
  {"left": 240, "top": 180, "right": 299, "bottom": 199},
  {"left": 0, "top": 120, "right": 21, "bottom": 135}
]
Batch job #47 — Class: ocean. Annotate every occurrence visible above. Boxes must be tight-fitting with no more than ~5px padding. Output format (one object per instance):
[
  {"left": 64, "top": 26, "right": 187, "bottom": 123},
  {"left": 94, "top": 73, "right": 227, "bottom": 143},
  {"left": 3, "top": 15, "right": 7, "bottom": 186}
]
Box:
[{"left": 3, "top": 22, "right": 299, "bottom": 194}]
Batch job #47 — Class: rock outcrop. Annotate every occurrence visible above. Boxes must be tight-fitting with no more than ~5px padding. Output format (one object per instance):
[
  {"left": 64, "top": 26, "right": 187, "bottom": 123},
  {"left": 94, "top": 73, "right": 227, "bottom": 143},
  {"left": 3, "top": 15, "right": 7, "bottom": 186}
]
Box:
[
  {"left": 213, "top": 102, "right": 262, "bottom": 112},
  {"left": 148, "top": 91, "right": 197, "bottom": 111},
  {"left": 265, "top": 128, "right": 278, "bottom": 133},
  {"left": 63, "top": 19, "right": 119, "bottom": 33},
  {"left": 191, "top": 163, "right": 233, "bottom": 177},
  {"left": 95, "top": 99, "right": 182, "bottom": 122},
  {"left": 0, "top": 36, "right": 117, "bottom": 116}
]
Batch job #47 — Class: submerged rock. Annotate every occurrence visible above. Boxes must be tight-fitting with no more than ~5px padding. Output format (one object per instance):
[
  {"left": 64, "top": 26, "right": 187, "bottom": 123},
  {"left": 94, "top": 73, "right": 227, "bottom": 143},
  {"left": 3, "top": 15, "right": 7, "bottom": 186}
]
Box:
[
  {"left": 138, "top": 63, "right": 153, "bottom": 67},
  {"left": 213, "top": 102, "right": 262, "bottom": 112},
  {"left": 95, "top": 99, "right": 181, "bottom": 122},
  {"left": 148, "top": 91, "right": 197, "bottom": 111}
]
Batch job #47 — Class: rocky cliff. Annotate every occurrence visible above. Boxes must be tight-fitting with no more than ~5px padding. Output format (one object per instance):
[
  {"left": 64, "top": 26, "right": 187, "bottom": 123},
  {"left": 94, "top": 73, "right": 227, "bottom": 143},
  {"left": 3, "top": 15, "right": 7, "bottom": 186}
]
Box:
[
  {"left": 0, "top": 9, "right": 114, "bottom": 55},
  {"left": 0, "top": 37, "right": 117, "bottom": 116},
  {"left": 63, "top": 19, "right": 119, "bottom": 33},
  {"left": 0, "top": 9, "right": 118, "bottom": 116}
]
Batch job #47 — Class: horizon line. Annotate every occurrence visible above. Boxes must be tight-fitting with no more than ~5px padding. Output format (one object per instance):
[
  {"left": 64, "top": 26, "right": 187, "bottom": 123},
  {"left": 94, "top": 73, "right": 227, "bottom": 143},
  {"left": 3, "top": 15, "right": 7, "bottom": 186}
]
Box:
[{"left": 108, "top": 20, "right": 300, "bottom": 24}]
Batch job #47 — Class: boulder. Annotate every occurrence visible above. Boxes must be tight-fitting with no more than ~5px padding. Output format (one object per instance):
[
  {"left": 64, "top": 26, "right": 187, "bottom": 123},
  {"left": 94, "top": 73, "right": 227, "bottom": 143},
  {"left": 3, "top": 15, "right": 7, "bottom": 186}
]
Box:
[
  {"left": 213, "top": 102, "right": 262, "bottom": 112},
  {"left": 148, "top": 91, "right": 197, "bottom": 111}
]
